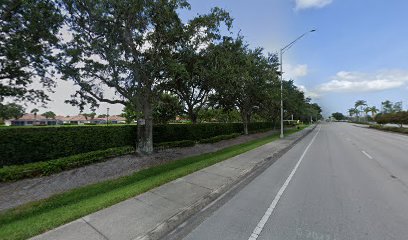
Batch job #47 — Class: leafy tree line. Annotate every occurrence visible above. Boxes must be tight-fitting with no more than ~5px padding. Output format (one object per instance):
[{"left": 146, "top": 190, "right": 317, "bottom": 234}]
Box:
[
  {"left": 347, "top": 100, "right": 379, "bottom": 122},
  {"left": 1, "top": 0, "right": 321, "bottom": 153},
  {"left": 344, "top": 99, "right": 404, "bottom": 123},
  {"left": 331, "top": 112, "right": 346, "bottom": 121},
  {"left": 374, "top": 100, "right": 406, "bottom": 127},
  {"left": 375, "top": 111, "right": 408, "bottom": 127}
]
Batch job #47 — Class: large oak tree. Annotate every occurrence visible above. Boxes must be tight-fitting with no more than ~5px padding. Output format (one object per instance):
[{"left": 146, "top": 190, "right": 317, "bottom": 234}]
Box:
[
  {"left": 1, "top": 0, "right": 63, "bottom": 103},
  {"left": 164, "top": 8, "right": 232, "bottom": 123},
  {"left": 59, "top": 0, "right": 232, "bottom": 153}
]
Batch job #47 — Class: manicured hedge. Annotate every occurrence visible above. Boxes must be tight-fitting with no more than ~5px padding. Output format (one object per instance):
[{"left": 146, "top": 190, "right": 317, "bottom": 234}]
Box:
[
  {"left": 199, "top": 133, "right": 241, "bottom": 144},
  {"left": 1, "top": 122, "right": 274, "bottom": 166},
  {"left": 0, "top": 146, "right": 135, "bottom": 182},
  {"left": 153, "top": 122, "right": 274, "bottom": 142},
  {"left": 153, "top": 123, "right": 241, "bottom": 142},
  {"left": 0, "top": 125, "right": 136, "bottom": 166}
]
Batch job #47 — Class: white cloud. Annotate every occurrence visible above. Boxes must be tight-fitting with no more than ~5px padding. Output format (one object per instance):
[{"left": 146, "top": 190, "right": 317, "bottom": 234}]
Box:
[
  {"left": 297, "top": 84, "right": 320, "bottom": 99},
  {"left": 293, "top": 64, "right": 309, "bottom": 77},
  {"left": 284, "top": 64, "right": 309, "bottom": 79},
  {"left": 317, "top": 70, "right": 408, "bottom": 93},
  {"left": 295, "top": 0, "right": 333, "bottom": 10}
]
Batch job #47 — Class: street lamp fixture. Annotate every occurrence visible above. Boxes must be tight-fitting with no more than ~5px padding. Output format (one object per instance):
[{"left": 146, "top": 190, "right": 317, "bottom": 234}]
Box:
[{"left": 279, "top": 29, "right": 316, "bottom": 138}]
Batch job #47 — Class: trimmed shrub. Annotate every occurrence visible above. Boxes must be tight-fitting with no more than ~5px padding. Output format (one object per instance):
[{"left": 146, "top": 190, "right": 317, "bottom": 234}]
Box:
[
  {"left": 153, "top": 123, "right": 242, "bottom": 142},
  {"left": 0, "top": 146, "right": 135, "bottom": 182},
  {"left": 153, "top": 122, "right": 274, "bottom": 142},
  {"left": 199, "top": 133, "right": 241, "bottom": 144},
  {"left": 375, "top": 112, "right": 408, "bottom": 126},
  {"left": 0, "top": 125, "right": 136, "bottom": 166},
  {"left": 1, "top": 122, "right": 274, "bottom": 166}
]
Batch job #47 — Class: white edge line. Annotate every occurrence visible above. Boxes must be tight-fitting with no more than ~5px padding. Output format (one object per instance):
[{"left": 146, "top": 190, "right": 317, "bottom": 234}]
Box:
[
  {"left": 247, "top": 125, "right": 322, "bottom": 240},
  {"left": 361, "top": 150, "right": 373, "bottom": 159}
]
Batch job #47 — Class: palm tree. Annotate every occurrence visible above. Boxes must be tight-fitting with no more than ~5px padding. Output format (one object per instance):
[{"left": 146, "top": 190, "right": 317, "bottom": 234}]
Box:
[
  {"left": 370, "top": 106, "right": 379, "bottom": 117},
  {"left": 364, "top": 106, "right": 371, "bottom": 121},
  {"left": 42, "top": 111, "right": 56, "bottom": 119},
  {"left": 348, "top": 108, "right": 355, "bottom": 117},
  {"left": 354, "top": 100, "right": 367, "bottom": 121},
  {"left": 30, "top": 108, "right": 39, "bottom": 119}
]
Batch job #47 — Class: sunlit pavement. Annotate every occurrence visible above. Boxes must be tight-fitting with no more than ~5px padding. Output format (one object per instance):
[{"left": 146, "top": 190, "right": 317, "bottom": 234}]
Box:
[{"left": 179, "top": 123, "right": 408, "bottom": 240}]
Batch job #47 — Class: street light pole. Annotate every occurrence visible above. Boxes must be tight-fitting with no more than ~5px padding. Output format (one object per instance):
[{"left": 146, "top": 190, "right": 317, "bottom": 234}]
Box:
[
  {"left": 279, "top": 29, "right": 316, "bottom": 139},
  {"left": 106, "top": 107, "right": 110, "bottom": 126},
  {"left": 280, "top": 49, "right": 284, "bottom": 138}
]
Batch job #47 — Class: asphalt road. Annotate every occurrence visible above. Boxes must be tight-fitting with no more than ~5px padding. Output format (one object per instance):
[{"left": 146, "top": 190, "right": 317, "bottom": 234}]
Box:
[{"left": 176, "top": 122, "right": 408, "bottom": 240}]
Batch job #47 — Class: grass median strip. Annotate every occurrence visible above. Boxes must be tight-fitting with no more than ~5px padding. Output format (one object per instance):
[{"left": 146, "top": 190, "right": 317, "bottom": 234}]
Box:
[
  {"left": 0, "top": 126, "right": 307, "bottom": 240},
  {"left": 369, "top": 124, "right": 408, "bottom": 134}
]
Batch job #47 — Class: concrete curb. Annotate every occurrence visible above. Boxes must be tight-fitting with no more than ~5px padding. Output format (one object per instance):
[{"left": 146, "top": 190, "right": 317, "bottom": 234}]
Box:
[
  {"left": 32, "top": 125, "right": 316, "bottom": 240},
  {"left": 136, "top": 125, "right": 316, "bottom": 240}
]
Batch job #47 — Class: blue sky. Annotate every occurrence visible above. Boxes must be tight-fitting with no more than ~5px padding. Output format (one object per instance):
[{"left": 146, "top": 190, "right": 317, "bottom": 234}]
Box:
[
  {"left": 182, "top": 0, "right": 408, "bottom": 116},
  {"left": 28, "top": 0, "right": 408, "bottom": 116}
]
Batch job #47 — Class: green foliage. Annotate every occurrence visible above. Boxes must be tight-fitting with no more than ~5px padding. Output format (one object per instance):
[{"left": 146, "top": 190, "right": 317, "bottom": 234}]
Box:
[
  {"left": 332, "top": 112, "right": 346, "bottom": 120},
  {"left": 153, "top": 123, "right": 242, "bottom": 142},
  {"left": 0, "top": 0, "right": 63, "bottom": 103},
  {"left": 121, "top": 105, "right": 140, "bottom": 124},
  {"left": 41, "top": 111, "right": 56, "bottom": 119},
  {"left": 380, "top": 100, "right": 403, "bottom": 114},
  {"left": 0, "top": 125, "right": 136, "bottom": 166},
  {"left": 348, "top": 108, "right": 358, "bottom": 117},
  {"left": 82, "top": 112, "right": 96, "bottom": 120},
  {"left": 164, "top": 7, "right": 232, "bottom": 123},
  {"left": 210, "top": 37, "right": 280, "bottom": 133},
  {"left": 153, "top": 122, "right": 272, "bottom": 142},
  {"left": 199, "top": 133, "right": 241, "bottom": 144},
  {"left": 153, "top": 93, "right": 183, "bottom": 124},
  {"left": 0, "top": 146, "right": 134, "bottom": 182},
  {"left": 0, "top": 122, "right": 275, "bottom": 166},
  {"left": 369, "top": 124, "right": 408, "bottom": 134},
  {"left": 0, "top": 126, "right": 306, "bottom": 240},
  {"left": 0, "top": 103, "right": 25, "bottom": 120},
  {"left": 375, "top": 111, "right": 408, "bottom": 126},
  {"left": 30, "top": 108, "right": 39, "bottom": 115},
  {"left": 198, "top": 108, "right": 241, "bottom": 123}
]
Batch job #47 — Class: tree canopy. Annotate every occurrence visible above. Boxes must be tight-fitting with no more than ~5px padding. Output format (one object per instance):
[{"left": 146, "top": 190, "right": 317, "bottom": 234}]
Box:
[
  {"left": 1, "top": 0, "right": 63, "bottom": 103},
  {"left": 2, "top": 0, "right": 323, "bottom": 154},
  {"left": 332, "top": 112, "right": 346, "bottom": 121},
  {"left": 42, "top": 111, "right": 56, "bottom": 119},
  {"left": 0, "top": 103, "right": 24, "bottom": 121}
]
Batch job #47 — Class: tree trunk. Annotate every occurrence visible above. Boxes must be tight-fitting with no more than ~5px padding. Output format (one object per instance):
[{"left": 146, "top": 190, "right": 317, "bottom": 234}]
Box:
[
  {"left": 136, "top": 96, "right": 154, "bottom": 154},
  {"left": 187, "top": 107, "right": 198, "bottom": 124},
  {"left": 241, "top": 110, "right": 249, "bottom": 135}
]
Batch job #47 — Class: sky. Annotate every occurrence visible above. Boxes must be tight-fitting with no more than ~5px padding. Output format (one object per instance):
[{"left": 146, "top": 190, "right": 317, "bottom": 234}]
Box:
[{"left": 24, "top": 0, "right": 408, "bottom": 116}]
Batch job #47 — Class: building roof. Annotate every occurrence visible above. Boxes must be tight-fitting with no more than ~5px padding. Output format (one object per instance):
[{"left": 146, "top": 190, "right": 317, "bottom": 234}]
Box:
[
  {"left": 62, "top": 115, "right": 88, "bottom": 121},
  {"left": 11, "top": 114, "right": 58, "bottom": 121},
  {"left": 11, "top": 114, "right": 126, "bottom": 122},
  {"left": 109, "top": 115, "right": 126, "bottom": 121}
]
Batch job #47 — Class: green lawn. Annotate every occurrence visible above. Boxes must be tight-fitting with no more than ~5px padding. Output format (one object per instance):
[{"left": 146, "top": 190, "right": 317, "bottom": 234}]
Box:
[
  {"left": 0, "top": 125, "right": 308, "bottom": 240},
  {"left": 369, "top": 124, "right": 408, "bottom": 134}
]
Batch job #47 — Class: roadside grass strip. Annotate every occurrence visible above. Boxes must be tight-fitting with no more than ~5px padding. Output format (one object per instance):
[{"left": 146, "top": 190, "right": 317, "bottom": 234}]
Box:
[
  {"left": 369, "top": 124, "right": 408, "bottom": 135},
  {"left": 0, "top": 126, "right": 307, "bottom": 240}
]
